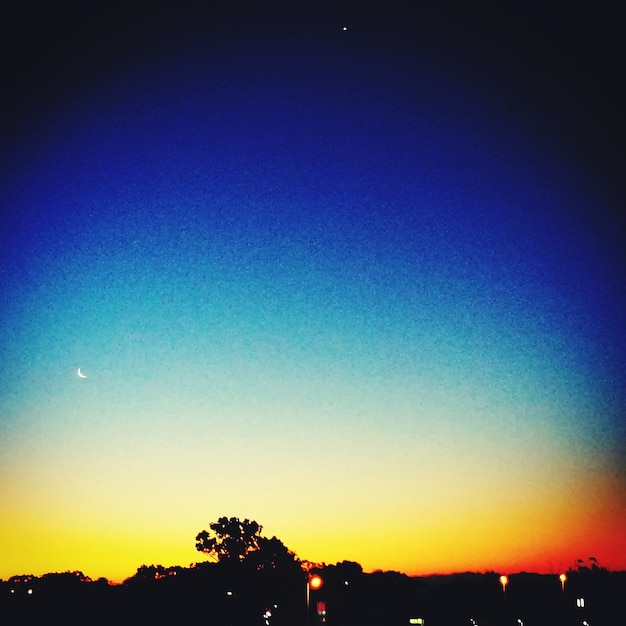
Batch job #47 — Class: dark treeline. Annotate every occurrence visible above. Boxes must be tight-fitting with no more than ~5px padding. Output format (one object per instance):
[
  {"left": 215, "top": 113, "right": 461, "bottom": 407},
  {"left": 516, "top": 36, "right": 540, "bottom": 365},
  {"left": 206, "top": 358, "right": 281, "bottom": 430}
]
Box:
[
  {"left": 3, "top": 562, "right": 624, "bottom": 625},
  {"left": 1, "top": 518, "right": 622, "bottom": 625}
]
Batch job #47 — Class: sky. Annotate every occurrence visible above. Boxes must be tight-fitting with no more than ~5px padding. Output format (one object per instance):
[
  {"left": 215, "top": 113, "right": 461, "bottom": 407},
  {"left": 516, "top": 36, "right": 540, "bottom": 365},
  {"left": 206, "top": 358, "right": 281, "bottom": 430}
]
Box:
[{"left": 1, "top": 1, "right": 625, "bottom": 583}]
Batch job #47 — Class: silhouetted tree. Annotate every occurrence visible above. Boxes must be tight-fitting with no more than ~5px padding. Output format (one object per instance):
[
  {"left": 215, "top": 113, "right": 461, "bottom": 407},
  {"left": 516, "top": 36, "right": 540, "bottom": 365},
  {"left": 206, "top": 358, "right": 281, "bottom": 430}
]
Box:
[
  {"left": 330, "top": 560, "right": 363, "bottom": 580},
  {"left": 247, "top": 536, "right": 301, "bottom": 573},
  {"left": 195, "top": 516, "right": 262, "bottom": 563},
  {"left": 41, "top": 570, "right": 91, "bottom": 584},
  {"left": 574, "top": 556, "right": 608, "bottom": 573}
]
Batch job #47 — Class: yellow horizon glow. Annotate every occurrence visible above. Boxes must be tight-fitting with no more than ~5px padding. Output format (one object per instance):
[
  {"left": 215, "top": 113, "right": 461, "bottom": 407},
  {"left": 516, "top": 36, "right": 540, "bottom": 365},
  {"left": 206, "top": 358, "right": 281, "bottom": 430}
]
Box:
[{"left": 2, "top": 463, "right": 624, "bottom": 583}]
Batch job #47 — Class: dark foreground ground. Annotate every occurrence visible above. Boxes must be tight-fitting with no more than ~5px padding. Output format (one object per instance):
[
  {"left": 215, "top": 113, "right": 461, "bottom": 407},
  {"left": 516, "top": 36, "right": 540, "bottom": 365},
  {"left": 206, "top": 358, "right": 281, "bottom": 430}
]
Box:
[{"left": 2, "top": 566, "right": 623, "bottom": 625}]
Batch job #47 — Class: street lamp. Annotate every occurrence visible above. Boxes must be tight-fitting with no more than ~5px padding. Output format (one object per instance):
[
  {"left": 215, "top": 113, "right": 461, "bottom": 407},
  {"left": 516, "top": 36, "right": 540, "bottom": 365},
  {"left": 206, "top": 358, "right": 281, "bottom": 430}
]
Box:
[
  {"left": 309, "top": 574, "right": 323, "bottom": 591},
  {"left": 559, "top": 573, "right": 567, "bottom": 594},
  {"left": 306, "top": 574, "right": 323, "bottom": 624},
  {"left": 499, "top": 575, "right": 508, "bottom": 594}
]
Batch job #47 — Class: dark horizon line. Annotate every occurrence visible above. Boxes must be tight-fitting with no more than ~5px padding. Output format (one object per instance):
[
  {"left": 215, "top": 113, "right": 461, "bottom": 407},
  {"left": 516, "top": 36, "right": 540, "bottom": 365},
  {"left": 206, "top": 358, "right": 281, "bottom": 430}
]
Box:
[{"left": 3, "top": 560, "right": 620, "bottom": 586}]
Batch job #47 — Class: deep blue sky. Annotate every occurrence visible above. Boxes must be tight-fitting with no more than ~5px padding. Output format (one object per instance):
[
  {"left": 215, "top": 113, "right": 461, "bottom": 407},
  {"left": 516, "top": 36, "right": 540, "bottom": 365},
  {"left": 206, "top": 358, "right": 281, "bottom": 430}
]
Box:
[{"left": 1, "top": 1, "right": 624, "bottom": 580}]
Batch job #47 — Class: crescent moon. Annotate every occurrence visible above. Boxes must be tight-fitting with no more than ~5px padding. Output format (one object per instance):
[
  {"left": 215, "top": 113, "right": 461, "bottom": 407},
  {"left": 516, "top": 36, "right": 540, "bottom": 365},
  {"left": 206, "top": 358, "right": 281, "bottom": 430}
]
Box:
[{"left": 77, "top": 368, "right": 87, "bottom": 379}]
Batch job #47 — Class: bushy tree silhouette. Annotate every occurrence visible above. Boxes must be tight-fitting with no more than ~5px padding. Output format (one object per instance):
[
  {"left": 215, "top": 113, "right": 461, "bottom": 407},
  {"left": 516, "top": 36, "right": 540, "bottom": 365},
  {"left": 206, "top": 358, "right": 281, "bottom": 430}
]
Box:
[
  {"left": 248, "top": 536, "right": 301, "bottom": 573},
  {"left": 195, "top": 516, "right": 263, "bottom": 563}
]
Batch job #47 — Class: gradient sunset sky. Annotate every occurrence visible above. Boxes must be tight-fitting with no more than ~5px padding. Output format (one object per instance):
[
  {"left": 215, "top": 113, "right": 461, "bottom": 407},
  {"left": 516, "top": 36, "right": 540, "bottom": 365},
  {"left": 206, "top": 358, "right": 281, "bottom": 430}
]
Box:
[{"left": 1, "top": 1, "right": 624, "bottom": 583}]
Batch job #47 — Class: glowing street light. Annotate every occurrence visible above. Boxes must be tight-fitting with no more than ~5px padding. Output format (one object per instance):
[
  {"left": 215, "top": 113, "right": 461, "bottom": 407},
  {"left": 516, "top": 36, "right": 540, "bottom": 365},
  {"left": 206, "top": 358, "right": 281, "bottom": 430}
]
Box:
[
  {"left": 306, "top": 573, "right": 323, "bottom": 624},
  {"left": 559, "top": 573, "right": 567, "bottom": 594},
  {"left": 499, "top": 575, "right": 509, "bottom": 594},
  {"left": 309, "top": 574, "right": 323, "bottom": 590}
]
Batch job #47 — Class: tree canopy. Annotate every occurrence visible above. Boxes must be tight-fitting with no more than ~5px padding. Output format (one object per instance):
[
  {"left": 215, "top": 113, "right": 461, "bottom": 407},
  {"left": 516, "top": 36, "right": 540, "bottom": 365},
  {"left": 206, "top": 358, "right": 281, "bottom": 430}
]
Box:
[
  {"left": 195, "top": 516, "right": 301, "bottom": 573},
  {"left": 195, "top": 516, "right": 263, "bottom": 563},
  {"left": 248, "top": 535, "right": 301, "bottom": 573}
]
